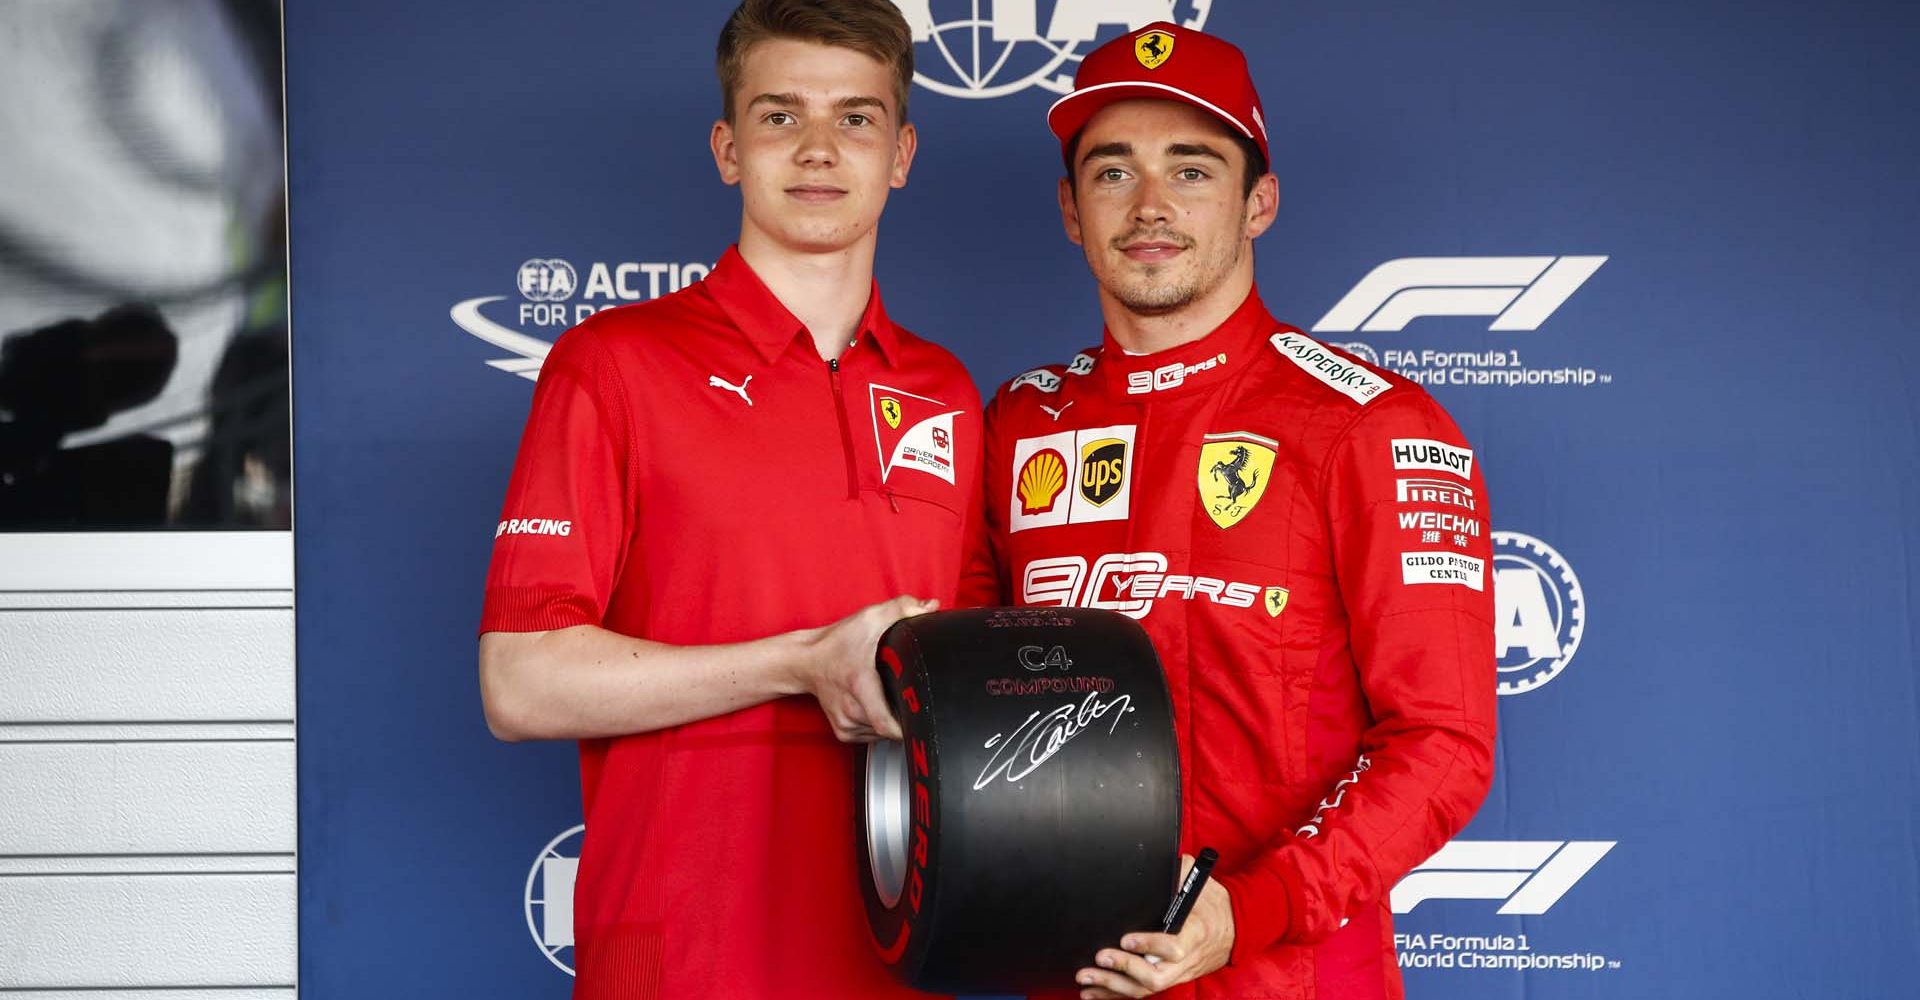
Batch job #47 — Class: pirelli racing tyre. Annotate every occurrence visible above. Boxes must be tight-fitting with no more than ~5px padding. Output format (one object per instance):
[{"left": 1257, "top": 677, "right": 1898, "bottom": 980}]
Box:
[{"left": 858, "top": 607, "right": 1181, "bottom": 995}]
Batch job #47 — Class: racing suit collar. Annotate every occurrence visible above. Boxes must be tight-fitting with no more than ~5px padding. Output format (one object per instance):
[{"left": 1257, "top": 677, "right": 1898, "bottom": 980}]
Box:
[
  {"left": 703, "top": 245, "right": 902, "bottom": 367},
  {"left": 1099, "top": 288, "right": 1275, "bottom": 399}
]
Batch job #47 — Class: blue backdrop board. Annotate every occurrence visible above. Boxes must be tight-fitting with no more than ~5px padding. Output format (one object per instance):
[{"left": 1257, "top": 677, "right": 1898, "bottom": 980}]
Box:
[{"left": 288, "top": 2, "right": 1920, "bottom": 997}]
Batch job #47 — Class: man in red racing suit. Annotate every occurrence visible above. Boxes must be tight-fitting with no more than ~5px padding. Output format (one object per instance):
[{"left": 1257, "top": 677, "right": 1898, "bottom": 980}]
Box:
[{"left": 959, "top": 23, "right": 1496, "bottom": 1000}]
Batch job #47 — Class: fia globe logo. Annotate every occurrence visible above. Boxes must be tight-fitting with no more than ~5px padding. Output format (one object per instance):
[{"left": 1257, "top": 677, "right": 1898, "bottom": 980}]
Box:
[
  {"left": 1492, "top": 532, "right": 1585, "bottom": 695},
  {"left": 453, "top": 256, "right": 711, "bottom": 382},
  {"left": 892, "top": 0, "right": 1214, "bottom": 98},
  {"left": 524, "top": 824, "right": 584, "bottom": 976},
  {"left": 517, "top": 258, "right": 577, "bottom": 303}
]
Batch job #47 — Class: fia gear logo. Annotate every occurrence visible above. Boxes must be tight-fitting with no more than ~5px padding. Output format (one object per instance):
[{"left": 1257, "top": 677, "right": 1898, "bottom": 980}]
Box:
[
  {"left": 1078, "top": 437, "right": 1127, "bottom": 506},
  {"left": 1263, "top": 586, "right": 1289, "bottom": 618},
  {"left": 1493, "top": 531, "right": 1586, "bottom": 695},
  {"left": 894, "top": 1, "right": 1214, "bottom": 99},
  {"left": 524, "top": 824, "right": 585, "bottom": 976},
  {"left": 868, "top": 383, "right": 961, "bottom": 485},
  {"left": 1198, "top": 432, "right": 1276, "bottom": 529},
  {"left": 1009, "top": 425, "right": 1137, "bottom": 531},
  {"left": 1134, "top": 28, "right": 1175, "bottom": 69}
]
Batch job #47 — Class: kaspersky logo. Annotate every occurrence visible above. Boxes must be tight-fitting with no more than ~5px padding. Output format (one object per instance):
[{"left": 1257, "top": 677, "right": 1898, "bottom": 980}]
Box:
[
  {"left": 892, "top": 1, "right": 1213, "bottom": 98},
  {"left": 1313, "top": 256, "right": 1607, "bottom": 333},
  {"left": 1392, "top": 840, "right": 1614, "bottom": 915}
]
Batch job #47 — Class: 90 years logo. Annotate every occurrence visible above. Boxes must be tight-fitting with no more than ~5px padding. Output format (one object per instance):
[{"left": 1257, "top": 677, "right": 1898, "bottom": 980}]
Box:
[{"left": 892, "top": 0, "right": 1214, "bottom": 98}]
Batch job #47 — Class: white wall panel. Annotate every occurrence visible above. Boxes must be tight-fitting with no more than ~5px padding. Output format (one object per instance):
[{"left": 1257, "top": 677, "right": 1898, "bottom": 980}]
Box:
[
  {"left": 0, "top": 532, "right": 292, "bottom": 591},
  {"left": 0, "top": 874, "right": 295, "bottom": 988},
  {"left": 1, "top": 982, "right": 293, "bottom": 990},
  {"left": 0, "top": 531, "right": 297, "bottom": 995},
  {"left": 0, "top": 742, "right": 294, "bottom": 855},
  {"left": 0, "top": 608, "right": 293, "bottom": 722}
]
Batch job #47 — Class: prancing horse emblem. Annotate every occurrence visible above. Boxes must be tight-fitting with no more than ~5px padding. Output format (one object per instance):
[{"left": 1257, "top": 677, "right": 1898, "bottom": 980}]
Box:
[
  {"left": 1197, "top": 433, "right": 1277, "bottom": 529},
  {"left": 1209, "top": 446, "right": 1260, "bottom": 506},
  {"left": 1134, "top": 29, "right": 1174, "bottom": 70}
]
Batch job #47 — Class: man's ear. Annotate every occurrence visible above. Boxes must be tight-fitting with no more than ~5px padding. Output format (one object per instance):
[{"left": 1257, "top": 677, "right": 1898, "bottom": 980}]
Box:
[
  {"left": 1244, "top": 171, "right": 1279, "bottom": 239},
  {"left": 711, "top": 118, "right": 740, "bottom": 186},
  {"left": 890, "top": 122, "right": 918, "bottom": 189},
  {"left": 1058, "top": 176, "right": 1084, "bottom": 246}
]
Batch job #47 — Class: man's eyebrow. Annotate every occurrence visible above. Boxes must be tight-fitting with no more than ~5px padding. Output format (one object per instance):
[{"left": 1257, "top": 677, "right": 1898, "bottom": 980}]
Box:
[
  {"left": 836, "top": 95, "right": 888, "bottom": 112},
  {"left": 1079, "top": 141, "right": 1133, "bottom": 166},
  {"left": 745, "top": 92, "right": 802, "bottom": 109},
  {"left": 1166, "top": 142, "right": 1229, "bottom": 162}
]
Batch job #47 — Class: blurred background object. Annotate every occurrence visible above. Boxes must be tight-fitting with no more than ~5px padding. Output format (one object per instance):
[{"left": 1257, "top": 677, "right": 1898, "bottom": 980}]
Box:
[{"left": 0, "top": 0, "right": 288, "bottom": 529}]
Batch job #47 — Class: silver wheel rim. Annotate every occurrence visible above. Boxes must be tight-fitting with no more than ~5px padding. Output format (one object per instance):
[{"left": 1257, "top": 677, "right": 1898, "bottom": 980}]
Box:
[{"left": 864, "top": 739, "right": 910, "bottom": 908}]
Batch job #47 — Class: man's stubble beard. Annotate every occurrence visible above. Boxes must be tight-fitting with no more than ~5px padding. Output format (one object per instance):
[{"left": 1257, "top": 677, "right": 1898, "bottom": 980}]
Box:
[{"left": 1100, "top": 230, "right": 1246, "bottom": 318}]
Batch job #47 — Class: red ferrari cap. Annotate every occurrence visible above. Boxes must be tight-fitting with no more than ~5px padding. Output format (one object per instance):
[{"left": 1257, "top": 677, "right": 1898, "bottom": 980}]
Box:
[{"left": 1047, "top": 22, "right": 1269, "bottom": 164}]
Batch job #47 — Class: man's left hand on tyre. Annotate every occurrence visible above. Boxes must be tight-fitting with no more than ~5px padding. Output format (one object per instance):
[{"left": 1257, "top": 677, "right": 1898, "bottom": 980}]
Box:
[{"left": 1075, "top": 854, "right": 1236, "bottom": 998}]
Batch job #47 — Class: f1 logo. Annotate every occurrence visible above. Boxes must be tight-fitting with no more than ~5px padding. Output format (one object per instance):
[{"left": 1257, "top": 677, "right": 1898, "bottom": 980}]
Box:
[
  {"left": 1390, "top": 840, "right": 1614, "bottom": 915},
  {"left": 1313, "top": 256, "right": 1607, "bottom": 333}
]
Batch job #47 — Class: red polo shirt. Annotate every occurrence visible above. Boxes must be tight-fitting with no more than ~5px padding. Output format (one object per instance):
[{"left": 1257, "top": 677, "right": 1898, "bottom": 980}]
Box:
[{"left": 481, "top": 246, "right": 979, "bottom": 1000}]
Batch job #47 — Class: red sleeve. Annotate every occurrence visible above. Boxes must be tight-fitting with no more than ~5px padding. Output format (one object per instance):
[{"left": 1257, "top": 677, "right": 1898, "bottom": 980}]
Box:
[
  {"left": 478, "top": 328, "right": 634, "bottom": 634},
  {"left": 955, "top": 387, "right": 1012, "bottom": 608},
  {"left": 1218, "top": 392, "right": 1497, "bottom": 955}
]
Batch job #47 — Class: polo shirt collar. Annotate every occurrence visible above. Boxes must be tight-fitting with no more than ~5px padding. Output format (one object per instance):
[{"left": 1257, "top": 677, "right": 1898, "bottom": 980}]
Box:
[
  {"left": 702, "top": 245, "right": 901, "bottom": 366},
  {"left": 1098, "top": 287, "right": 1275, "bottom": 399}
]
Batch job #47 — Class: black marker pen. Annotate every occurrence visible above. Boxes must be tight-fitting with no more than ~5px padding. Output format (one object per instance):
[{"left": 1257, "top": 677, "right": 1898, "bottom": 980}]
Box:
[{"left": 1159, "top": 847, "right": 1219, "bottom": 935}]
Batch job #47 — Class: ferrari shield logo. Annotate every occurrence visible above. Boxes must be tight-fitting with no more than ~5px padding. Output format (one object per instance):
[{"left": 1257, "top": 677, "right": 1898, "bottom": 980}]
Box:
[
  {"left": 1199, "top": 432, "right": 1277, "bottom": 529},
  {"left": 879, "top": 396, "right": 902, "bottom": 429},
  {"left": 1135, "top": 30, "right": 1174, "bottom": 70},
  {"left": 1263, "top": 587, "right": 1290, "bottom": 618}
]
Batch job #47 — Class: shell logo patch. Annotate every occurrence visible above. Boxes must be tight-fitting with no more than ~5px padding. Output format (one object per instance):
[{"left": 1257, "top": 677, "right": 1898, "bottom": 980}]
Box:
[
  {"left": 1135, "top": 29, "right": 1174, "bottom": 70},
  {"left": 1009, "top": 424, "right": 1137, "bottom": 532},
  {"left": 1017, "top": 449, "right": 1068, "bottom": 514}
]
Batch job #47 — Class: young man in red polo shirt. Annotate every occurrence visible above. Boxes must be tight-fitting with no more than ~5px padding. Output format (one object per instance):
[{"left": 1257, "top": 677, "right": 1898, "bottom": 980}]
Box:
[
  {"left": 962, "top": 23, "right": 1497, "bottom": 1000},
  {"left": 477, "top": 2, "right": 977, "bottom": 997}
]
